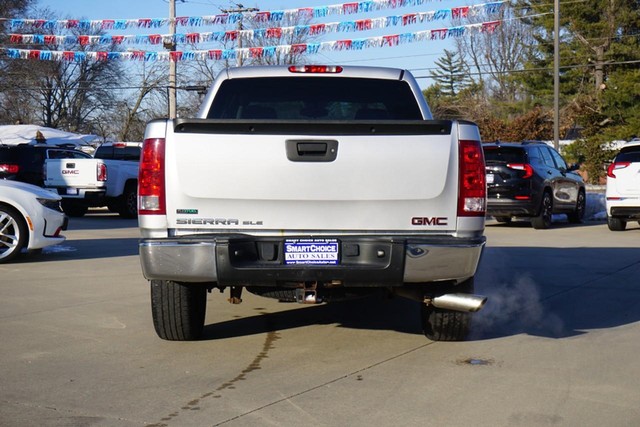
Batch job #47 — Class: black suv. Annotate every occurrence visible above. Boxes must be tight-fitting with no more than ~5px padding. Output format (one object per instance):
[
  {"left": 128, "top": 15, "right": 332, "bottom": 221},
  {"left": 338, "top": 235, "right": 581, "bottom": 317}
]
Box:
[
  {"left": 483, "top": 141, "right": 586, "bottom": 229},
  {"left": 0, "top": 144, "right": 91, "bottom": 187}
]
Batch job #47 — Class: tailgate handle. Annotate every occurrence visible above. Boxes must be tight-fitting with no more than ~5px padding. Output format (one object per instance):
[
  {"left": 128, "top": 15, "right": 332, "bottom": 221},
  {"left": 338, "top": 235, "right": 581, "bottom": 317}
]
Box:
[
  {"left": 66, "top": 163, "right": 76, "bottom": 168},
  {"left": 286, "top": 140, "right": 338, "bottom": 162}
]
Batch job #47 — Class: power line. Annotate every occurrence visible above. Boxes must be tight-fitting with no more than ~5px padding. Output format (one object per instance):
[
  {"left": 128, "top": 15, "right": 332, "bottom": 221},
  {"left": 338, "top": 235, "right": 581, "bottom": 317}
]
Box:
[{"left": 1, "top": 59, "right": 638, "bottom": 91}]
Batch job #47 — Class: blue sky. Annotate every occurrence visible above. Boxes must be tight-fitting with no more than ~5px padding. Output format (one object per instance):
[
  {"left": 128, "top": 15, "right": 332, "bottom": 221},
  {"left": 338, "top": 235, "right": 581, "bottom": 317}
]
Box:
[{"left": 31, "top": 0, "right": 481, "bottom": 88}]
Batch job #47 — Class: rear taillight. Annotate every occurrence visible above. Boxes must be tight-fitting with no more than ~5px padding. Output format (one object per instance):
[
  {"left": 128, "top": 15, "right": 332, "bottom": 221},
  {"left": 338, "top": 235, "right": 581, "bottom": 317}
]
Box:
[
  {"left": 97, "top": 163, "right": 107, "bottom": 181},
  {"left": 607, "top": 161, "right": 630, "bottom": 178},
  {"left": 288, "top": 65, "right": 343, "bottom": 73},
  {"left": 138, "top": 138, "right": 166, "bottom": 215},
  {"left": 507, "top": 163, "right": 534, "bottom": 179},
  {"left": 0, "top": 163, "right": 19, "bottom": 174},
  {"left": 458, "top": 139, "right": 486, "bottom": 217}
]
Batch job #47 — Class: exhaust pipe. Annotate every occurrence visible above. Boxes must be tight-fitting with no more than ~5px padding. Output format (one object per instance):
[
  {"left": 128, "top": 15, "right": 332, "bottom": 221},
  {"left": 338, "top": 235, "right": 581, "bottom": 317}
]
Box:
[{"left": 429, "top": 293, "right": 487, "bottom": 313}]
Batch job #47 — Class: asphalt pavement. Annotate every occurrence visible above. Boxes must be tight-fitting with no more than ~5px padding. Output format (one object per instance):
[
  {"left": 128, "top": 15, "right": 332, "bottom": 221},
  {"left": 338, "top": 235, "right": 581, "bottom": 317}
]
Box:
[{"left": 1, "top": 210, "right": 639, "bottom": 426}]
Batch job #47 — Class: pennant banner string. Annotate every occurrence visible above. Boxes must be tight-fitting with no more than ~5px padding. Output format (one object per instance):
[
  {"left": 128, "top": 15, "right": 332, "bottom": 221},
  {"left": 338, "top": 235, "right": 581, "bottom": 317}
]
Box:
[
  {"left": 6, "top": 3, "right": 506, "bottom": 47},
  {"left": 3, "top": 1, "right": 505, "bottom": 31},
  {"left": 1, "top": 21, "right": 503, "bottom": 63}
]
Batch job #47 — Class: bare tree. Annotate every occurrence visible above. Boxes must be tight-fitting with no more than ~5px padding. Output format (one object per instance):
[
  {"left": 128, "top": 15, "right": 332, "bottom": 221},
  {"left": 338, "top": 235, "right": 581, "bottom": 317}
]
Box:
[
  {"left": 454, "top": 5, "right": 533, "bottom": 103},
  {"left": 1, "top": 8, "right": 125, "bottom": 136},
  {"left": 118, "top": 62, "right": 167, "bottom": 140}
]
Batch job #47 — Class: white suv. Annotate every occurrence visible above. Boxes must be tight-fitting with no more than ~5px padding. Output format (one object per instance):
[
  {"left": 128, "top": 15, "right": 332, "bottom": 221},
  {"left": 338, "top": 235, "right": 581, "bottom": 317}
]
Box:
[{"left": 606, "top": 139, "right": 640, "bottom": 231}]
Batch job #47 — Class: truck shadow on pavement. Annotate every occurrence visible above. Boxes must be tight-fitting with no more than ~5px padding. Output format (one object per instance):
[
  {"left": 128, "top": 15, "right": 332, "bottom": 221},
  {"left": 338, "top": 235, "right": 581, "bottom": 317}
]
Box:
[
  {"left": 203, "top": 295, "right": 422, "bottom": 340},
  {"left": 471, "top": 246, "right": 640, "bottom": 340},
  {"left": 203, "top": 246, "right": 640, "bottom": 342}
]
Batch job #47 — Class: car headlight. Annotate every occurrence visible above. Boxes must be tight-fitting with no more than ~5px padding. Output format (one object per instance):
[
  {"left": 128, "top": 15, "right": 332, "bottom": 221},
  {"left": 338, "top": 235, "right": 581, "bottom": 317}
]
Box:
[{"left": 37, "top": 197, "right": 62, "bottom": 212}]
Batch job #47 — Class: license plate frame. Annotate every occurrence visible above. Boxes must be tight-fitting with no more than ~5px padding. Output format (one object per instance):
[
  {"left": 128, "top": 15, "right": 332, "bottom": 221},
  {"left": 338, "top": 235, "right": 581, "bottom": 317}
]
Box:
[{"left": 284, "top": 238, "right": 339, "bottom": 265}]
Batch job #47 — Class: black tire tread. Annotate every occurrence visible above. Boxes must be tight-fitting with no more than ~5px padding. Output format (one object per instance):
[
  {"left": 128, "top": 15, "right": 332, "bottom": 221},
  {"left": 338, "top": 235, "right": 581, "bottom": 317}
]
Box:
[
  {"left": 607, "top": 216, "right": 626, "bottom": 231},
  {"left": 151, "top": 280, "right": 207, "bottom": 341},
  {"left": 531, "top": 191, "right": 552, "bottom": 229},
  {"left": 422, "top": 307, "right": 471, "bottom": 341},
  {"left": 567, "top": 190, "right": 586, "bottom": 224},
  {"left": 420, "top": 277, "right": 474, "bottom": 341},
  {"left": 117, "top": 182, "right": 138, "bottom": 219}
]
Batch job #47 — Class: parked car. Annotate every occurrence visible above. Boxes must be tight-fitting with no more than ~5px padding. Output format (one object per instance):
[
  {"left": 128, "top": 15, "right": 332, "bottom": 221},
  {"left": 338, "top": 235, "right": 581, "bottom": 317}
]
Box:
[
  {"left": 0, "top": 143, "right": 92, "bottom": 187},
  {"left": 0, "top": 180, "right": 67, "bottom": 263},
  {"left": 605, "top": 138, "right": 640, "bottom": 231},
  {"left": 483, "top": 141, "right": 586, "bottom": 229}
]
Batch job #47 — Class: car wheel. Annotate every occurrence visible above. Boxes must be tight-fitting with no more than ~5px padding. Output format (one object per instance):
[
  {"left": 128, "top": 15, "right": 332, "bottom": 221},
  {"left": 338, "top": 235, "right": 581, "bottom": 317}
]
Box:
[
  {"left": 150, "top": 280, "right": 207, "bottom": 341},
  {"left": 567, "top": 190, "right": 586, "bottom": 224},
  {"left": 61, "top": 199, "right": 88, "bottom": 217},
  {"left": 421, "top": 277, "right": 474, "bottom": 341},
  {"left": 118, "top": 183, "right": 138, "bottom": 219},
  {"left": 494, "top": 216, "right": 512, "bottom": 224},
  {"left": 531, "top": 191, "right": 552, "bottom": 229},
  {"left": 0, "top": 205, "right": 28, "bottom": 263},
  {"left": 607, "top": 216, "right": 626, "bottom": 231}
]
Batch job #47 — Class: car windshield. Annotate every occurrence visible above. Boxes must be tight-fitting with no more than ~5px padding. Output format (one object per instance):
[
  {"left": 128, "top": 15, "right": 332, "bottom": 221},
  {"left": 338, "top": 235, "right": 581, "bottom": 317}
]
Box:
[{"left": 483, "top": 146, "right": 526, "bottom": 164}]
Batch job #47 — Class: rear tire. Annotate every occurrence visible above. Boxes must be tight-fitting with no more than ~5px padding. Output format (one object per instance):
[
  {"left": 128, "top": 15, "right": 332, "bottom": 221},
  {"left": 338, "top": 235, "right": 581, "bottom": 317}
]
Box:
[
  {"left": 150, "top": 280, "right": 207, "bottom": 341},
  {"left": 61, "top": 199, "right": 88, "bottom": 217},
  {"left": 567, "top": 190, "right": 586, "bottom": 224},
  {"left": 117, "top": 183, "right": 138, "bottom": 219},
  {"left": 0, "top": 205, "right": 28, "bottom": 263},
  {"left": 531, "top": 191, "right": 552, "bottom": 229},
  {"left": 607, "top": 216, "right": 627, "bottom": 231},
  {"left": 421, "top": 277, "right": 474, "bottom": 341}
]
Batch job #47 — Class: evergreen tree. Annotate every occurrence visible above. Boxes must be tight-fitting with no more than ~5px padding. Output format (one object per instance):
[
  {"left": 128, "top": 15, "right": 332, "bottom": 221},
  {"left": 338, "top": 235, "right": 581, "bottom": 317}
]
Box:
[
  {"left": 429, "top": 49, "right": 471, "bottom": 97},
  {"left": 515, "top": 0, "right": 640, "bottom": 182}
]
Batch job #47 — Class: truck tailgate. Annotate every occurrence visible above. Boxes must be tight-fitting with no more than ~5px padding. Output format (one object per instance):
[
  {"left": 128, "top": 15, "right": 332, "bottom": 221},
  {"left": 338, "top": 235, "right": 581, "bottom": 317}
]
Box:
[
  {"left": 164, "top": 121, "right": 459, "bottom": 232},
  {"left": 44, "top": 158, "right": 105, "bottom": 189}
]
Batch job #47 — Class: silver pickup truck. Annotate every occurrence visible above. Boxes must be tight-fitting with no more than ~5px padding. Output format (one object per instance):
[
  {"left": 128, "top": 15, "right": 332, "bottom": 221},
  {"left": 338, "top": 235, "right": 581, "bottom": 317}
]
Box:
[{"left": 138, "top": 65, "right": 488, "bottom": 341}]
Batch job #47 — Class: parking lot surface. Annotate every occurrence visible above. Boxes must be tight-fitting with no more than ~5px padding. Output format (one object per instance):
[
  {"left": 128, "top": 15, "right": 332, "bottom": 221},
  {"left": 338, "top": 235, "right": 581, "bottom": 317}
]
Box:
[{"left": 1, "top": 212, "right": 640, "bottom": 426}]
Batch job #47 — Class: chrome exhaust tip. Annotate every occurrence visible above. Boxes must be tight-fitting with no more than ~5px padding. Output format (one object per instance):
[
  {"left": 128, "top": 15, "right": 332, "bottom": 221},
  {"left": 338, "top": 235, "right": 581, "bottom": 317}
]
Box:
[{"left": 429, "top": 293, "right": 487, "bottom": 313}]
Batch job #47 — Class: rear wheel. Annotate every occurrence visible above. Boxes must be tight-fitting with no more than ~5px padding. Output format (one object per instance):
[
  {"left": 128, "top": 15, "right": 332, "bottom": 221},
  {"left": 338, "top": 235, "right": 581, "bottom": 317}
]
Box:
[
  {"left": 0, "top": 205, "right": 28, "bottom": 263},
  {"left": 117, "top": 183, "right": 138, "bottom": 219},
  {"left": 567, "top": 190, "right": 586, "bottom": 224},
  {"left": 531, "top": 191, "right": 552, "bottom": 229},
  {"left": 61, "top": 199, "right": 88, "bottom": 217},
  {"left": 421, "top": 277, "right": 474, "bottom": 341},
  {"left": 607, "top": 216, "right": 627, "bottom": 231},
  {"left": 150, "top": 280, "right": 207, "bottom": 341}
]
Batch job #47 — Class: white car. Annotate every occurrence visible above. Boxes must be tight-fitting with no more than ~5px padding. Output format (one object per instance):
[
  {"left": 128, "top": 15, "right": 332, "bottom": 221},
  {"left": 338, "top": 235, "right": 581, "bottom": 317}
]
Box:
[
  {"left": 606, "top": 138, "right": 640, "bottom": 231},
  {"left": 0, "top": 180, "right": 68, "bottom": 263}
]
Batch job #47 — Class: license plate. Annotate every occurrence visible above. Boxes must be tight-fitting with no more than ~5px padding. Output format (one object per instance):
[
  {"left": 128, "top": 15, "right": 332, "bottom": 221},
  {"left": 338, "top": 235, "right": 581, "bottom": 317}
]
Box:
[
  {"left": 486, "top": 173, "right": 494, "bottom": 184},
  {"left": 284, "top": 238, "right": 339, "bottom": 265},
  {"left": 66, "top": 188, "right": 79, "bottom": 195}
]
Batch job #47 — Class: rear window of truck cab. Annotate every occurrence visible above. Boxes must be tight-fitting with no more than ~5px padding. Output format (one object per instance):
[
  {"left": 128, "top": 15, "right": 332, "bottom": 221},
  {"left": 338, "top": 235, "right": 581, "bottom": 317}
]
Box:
[{"left": 207, "top": 77, "right": 423, "bottom": 121}]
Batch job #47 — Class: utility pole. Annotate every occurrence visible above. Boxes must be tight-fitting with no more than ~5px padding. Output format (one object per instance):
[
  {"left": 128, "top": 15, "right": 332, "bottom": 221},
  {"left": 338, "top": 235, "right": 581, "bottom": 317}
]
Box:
[
  {"left": 553, "top": 0, "right": 560, "bottom": 150},
  {"left": 166, "top": 0, "right": 179, "bottom": 119},
  {"left": 221, "top": 4, "right": 259, "bottom": 67}
]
